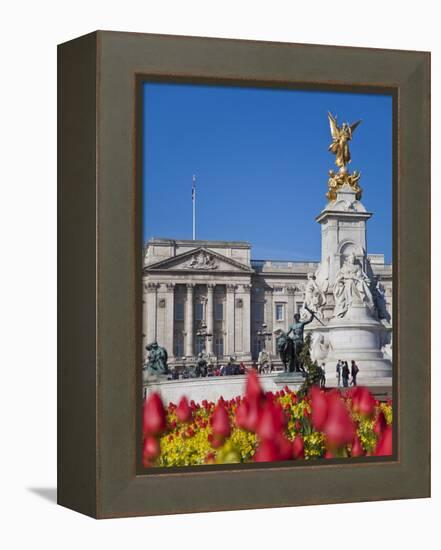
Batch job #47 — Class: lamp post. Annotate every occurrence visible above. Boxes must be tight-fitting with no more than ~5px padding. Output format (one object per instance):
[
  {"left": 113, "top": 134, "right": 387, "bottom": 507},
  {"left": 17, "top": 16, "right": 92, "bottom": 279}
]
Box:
[{"left": 195, "top": 322, "right": 213, "bottom": 352}]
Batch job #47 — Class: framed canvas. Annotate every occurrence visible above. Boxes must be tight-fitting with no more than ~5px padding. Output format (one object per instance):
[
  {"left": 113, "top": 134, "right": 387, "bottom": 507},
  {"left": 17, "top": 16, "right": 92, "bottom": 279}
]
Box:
[{"left": 58, "top": 31, "right": 430, "bottom": 518}]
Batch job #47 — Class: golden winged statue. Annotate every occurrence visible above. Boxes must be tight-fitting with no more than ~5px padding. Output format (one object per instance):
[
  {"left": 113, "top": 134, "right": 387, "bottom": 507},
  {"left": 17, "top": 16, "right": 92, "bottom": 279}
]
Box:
[{"left": 328, "top": 112, "right": 361, "bottom": 171}]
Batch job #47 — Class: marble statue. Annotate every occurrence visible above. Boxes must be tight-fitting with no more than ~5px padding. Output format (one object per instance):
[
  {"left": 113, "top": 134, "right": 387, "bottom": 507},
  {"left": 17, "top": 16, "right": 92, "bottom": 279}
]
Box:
[
  {"left": 144, "top": 341, "right": 168, "bottom": 375},
  {"left": 187, "top": 250, "right": 217, "bottom": 270},
  {"left": 310, "top": 332, "right": 331, "bottom": 363},
  {"left": 372, "top": 276, "right": 391, "bottom": 322},
  {"left": 333, "top": 252, "right": 375, "bottom": 318},
  {"left": 300, "top": 272, "right": 326, "bottom": 321}
]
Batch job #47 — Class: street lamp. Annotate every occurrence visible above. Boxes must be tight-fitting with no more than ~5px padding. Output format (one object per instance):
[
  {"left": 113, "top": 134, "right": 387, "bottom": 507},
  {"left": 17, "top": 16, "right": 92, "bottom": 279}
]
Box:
[{"left": 196, "top": 322, "right": 213, "bottom": 349}]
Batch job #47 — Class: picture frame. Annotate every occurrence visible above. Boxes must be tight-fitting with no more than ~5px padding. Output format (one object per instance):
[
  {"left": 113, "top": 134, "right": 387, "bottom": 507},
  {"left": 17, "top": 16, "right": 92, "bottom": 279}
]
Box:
[{"left": 58, "top": 30, "right": 430, "bottom": 518}]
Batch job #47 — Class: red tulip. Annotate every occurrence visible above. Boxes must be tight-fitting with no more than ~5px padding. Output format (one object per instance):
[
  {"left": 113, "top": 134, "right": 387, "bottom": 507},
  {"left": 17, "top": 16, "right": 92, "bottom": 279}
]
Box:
[
  {"left": 211, "top": 403, "right": 231, "bottom": 439},
  {"left": 254, "top": 439, "right": 279, "bottom": 462},
  {"left": 276, "top": 434, "right": 294, "bottom": 461},
  {"left": 310, "top": 386, "right": 328, "bottom": 431},
  {"left": 235, "top": 397, "right": 260, "bottom": 431},
  {"left": 143, "top": 392, "right": 167, "bottom": 436},
  {"left": 142, "top": 435, "right": 160, "bottom": 467},
  {"left": 292, "top": 435, "right": 305, "bottom": 459},
  {"left": 176, "top": 396, "right": 192, "bottom": 423},
  {"left": 256, "top": 400, "right": 285, "bottom": 440},
  {"left": 246, "top": 369, "right": 263, "bottom": 403},
  {"left": 350, "top": 387, "right": 376, "bottom": 417},
  {"left": 374, "top": 410, "right": 387, "bottom": 436},
  {"left": 323, "top": 393, "right": 355, "bottom": 448},
  {"left": 350, "top": 435, "right": 364, "bottom": 457},
  {"left": 375, "top": 425, "right": 393, "bottom": 456}
]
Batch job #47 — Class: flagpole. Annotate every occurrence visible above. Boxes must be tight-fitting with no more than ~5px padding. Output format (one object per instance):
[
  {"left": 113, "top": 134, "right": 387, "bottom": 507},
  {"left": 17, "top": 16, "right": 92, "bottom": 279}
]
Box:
[{"left": 192, "top": 174, "right": 196, "bottom": 240}]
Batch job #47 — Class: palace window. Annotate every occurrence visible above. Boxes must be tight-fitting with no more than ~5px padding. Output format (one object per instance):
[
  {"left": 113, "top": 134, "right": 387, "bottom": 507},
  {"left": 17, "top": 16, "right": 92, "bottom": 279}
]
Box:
[
  {"left": 215, "top": 302, "right": 223, "bottom": 321},
  {"left": 195, "top": 302, "right": 204, "bottom": 321},
  {"left": 175, "top": 302, "right": 184, "bottom": 321},
  {"left": 275, "top": 303, "right": 284, "bottom": 321},
  {"left": 173, "top": 333, "right": 184, "bottom": 357},
  {"left": 214, "top": 334, "right": 224, "bottom": 357}
]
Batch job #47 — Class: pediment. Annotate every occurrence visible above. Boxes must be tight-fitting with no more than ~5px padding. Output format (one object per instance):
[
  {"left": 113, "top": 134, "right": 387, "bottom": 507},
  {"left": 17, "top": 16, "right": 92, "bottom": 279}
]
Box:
[{"left": 143, "top": 247, "right": 253, "bottom": 273}]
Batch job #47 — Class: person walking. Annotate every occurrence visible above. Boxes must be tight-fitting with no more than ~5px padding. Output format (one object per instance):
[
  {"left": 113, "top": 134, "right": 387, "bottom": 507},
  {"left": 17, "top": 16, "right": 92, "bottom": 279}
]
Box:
[
  {"left": 342, "top": 361, "right": 350, "bottom": 387},
  {"left": 351, "top": 360, "right": 359, "bottom": 386},
  {"left": 336, "top": 360, "right": 342, "bottom": 387}
]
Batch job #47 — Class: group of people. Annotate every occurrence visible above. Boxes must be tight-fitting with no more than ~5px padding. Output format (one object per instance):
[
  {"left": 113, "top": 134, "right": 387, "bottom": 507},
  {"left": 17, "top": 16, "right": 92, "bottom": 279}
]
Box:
[
  {"left": 167, "top": 356, "right": 247, "bottom": 380},
  {"left": 335, "top": 359, "right": 360, "bottom": 387}
]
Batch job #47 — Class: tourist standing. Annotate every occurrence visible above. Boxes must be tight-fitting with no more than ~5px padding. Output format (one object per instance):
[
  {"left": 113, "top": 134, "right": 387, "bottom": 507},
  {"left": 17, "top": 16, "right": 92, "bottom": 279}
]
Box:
[
  {"left": 320, "top": 363, "right": 326, "bottom": 388},
  {"left": 342, "top": 361, "right": 350, "bottom": 387},
  {"left": 336, "top": 360, "right": 342, "bottom": 387},
  {"left": 351, "top": 360, "right": 359, "bottom": 386}
]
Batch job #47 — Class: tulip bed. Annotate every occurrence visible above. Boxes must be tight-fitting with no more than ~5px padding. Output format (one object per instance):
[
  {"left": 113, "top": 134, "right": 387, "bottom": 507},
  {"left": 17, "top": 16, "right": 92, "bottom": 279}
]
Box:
[{"left": 142, "top": 371, "right": 393, "bottom": 468}]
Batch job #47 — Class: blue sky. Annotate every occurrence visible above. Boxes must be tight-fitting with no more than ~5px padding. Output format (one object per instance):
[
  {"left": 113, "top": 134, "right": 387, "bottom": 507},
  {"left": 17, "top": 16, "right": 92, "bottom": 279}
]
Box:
[{"left": 142, "top": 83, "right": 392, "bottom": 262}]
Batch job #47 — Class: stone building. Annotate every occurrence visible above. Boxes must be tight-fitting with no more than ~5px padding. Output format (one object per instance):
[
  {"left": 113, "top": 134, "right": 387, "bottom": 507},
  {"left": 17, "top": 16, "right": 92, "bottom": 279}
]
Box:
[{"left": 142, "top": 236, "right": 392, "bottom": 367}]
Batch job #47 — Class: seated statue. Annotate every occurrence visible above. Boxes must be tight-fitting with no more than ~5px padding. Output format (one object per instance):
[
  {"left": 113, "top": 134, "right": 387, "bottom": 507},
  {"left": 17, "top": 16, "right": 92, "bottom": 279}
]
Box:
[
  {"left": 333, "top": 252, "right": 375, "bottom": 318},
  {"left": 144, "top": 341, "right": 168, "bottom": 376}
]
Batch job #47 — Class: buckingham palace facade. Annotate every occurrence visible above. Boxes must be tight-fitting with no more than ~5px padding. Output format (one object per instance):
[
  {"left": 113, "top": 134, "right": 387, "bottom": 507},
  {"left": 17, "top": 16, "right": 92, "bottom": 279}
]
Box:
[{"left": 143, "top": 238, "right": 392, "bottom": 366}]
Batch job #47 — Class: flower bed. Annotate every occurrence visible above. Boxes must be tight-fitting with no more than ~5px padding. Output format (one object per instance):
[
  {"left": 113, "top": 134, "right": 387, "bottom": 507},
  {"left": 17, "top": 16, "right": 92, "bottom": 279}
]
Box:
[{"left": 142, "top": 371, "right": 393, "bottom": 467}]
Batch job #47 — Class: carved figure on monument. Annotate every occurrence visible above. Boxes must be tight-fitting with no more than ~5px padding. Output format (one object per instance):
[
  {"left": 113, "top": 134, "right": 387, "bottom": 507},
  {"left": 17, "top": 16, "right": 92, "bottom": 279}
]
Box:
[
  {"left": 187, "top": 250, "right": 217, "bottom": 270},
  {"left": 144, "top": 341, "right": 168, "bottom": 375},
  {"left": 333, "top": 252, "right": 375, "bottom": 318},
  {"left": 326, "top": 112, "right": 363, "bottom": 201},
  {"left": 328, "top": 112, "right": 361, "bottom": 171},
  {"left": 310, "top": 332, "right": 331, "bottom": 363},
  {"left": 257, "top": 350, "right": 271, "bottom": 374},
  {"left": 327, "top": 169, "right": 362, "bottom": 201},
  {"left": 372, "top": 276, "right": 391, "bottom": 322},
  {"left": 300, "top": 272, "right": 326, "bottom": 321}
]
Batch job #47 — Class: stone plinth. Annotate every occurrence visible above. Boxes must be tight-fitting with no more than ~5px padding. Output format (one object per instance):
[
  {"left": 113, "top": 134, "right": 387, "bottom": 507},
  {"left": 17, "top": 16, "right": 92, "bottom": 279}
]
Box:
[
  {"left": 325, "top": 305, "right": 392, "bottom": 380},
  {"left": 143, "top": 372, "right": 305, "bottom": 405}
]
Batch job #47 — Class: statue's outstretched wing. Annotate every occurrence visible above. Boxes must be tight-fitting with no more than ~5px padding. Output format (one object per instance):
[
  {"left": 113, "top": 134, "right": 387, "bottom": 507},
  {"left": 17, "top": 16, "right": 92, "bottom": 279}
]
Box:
[
  {"left": 349, "top": 119, "right": 362, "bottom": 136},
  {"left": 328, "top": 111, "right": 340, "bottom": 139}
]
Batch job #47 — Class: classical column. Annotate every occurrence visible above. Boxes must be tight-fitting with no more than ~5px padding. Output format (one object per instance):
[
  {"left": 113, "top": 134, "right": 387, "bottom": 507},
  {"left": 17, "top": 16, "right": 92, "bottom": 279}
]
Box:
[
  {"left": 264, "top": 286, "right": 274, "bottom": 355},
  {"left": 206, "top": 283, "right": 215, "bottom": 355},
  {"left": 145, "top": 282, "right": 160, "bottom": 343},
  {"left": 185, "top": 283, "right": 195, "bottom": 357},
  {"left": 225, "top": 284, "right": 237, "bottom": 356},
  {"left": 142, "top": 279, "right": 148, "bottom": 353},
  {"left": 286, "top": 285, "right": 296, "bottom": 330},
  {"left": 241, "top": 283, "right": 252, "bottom": 360},
  {"left": 164, "top": 283, "right": 175, "bottom": 357}
]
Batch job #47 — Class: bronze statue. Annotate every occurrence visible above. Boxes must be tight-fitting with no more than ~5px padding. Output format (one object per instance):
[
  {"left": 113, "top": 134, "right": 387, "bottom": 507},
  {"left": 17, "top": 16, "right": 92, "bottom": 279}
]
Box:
[
  {"left": 328, "top": 112, "right": 361, "bottom": 172},
  {"left": 284, "top": 307, "right": 315, "bottom": 373},
  {"left": 195, "top": 352, "right": 208, "bottom": 377},
  {"left": 144, "top": 341, "right": 168, "bottom": 375}
]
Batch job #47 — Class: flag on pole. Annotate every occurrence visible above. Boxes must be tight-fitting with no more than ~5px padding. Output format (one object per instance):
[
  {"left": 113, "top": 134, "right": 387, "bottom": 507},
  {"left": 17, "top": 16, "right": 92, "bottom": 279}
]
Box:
[{"left": 192, "top": 174, "right": 196, "bottom": 240}]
